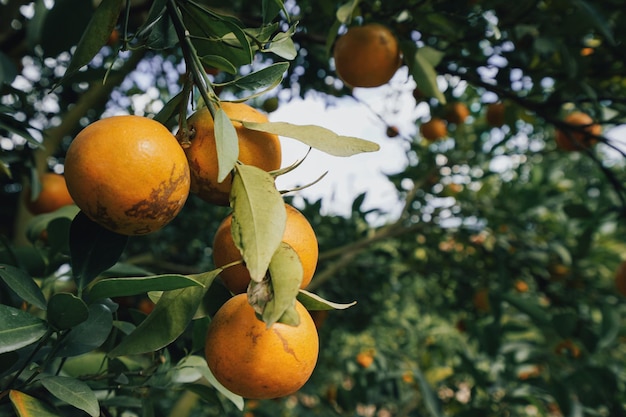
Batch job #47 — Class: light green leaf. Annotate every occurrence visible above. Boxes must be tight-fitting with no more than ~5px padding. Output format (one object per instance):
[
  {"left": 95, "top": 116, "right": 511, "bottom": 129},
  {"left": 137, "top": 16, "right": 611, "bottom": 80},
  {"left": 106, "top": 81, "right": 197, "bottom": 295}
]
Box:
[
  {"left": 88, "top": 274, "right": 204, "bottom": 300},
  {"left": 108, "top": 270, "right": 219, "bottom": 357},
  {"left": 241, "top": 121, "right": 380, "bottom": 156},
  {"left": 0, "top": 264, "right": 47, "bottom": 310},
  {"left": 189, "top": 356, "right": 244, "bottom": 410},
  {"left": 404, "top": 43, "right": 446, "bottom": 104},
  {"left": 214, "top": 107, "right": 239, "bottom": 183},
  {"left": 261, "top": 243, "right": 303, "bottom": 327},
  {"left": 266, "top": 27, "right": 297, "bottom": 60},
  {"left": 40, "top": 376, "right": 99, "bottom": 417},
  {"left": 10, "top": 390, "right": 61, "bottom": 417},
  {"left": 336, "top": 0, "right": 360, "bottom": 24},
  {"left": 0, "top": 305, "right": 47, "bottom": 354},
  {"left": 230, "top": 165, "right": 287, "bottom": 282},
  {"left": 297, "top": 289, "right": 356, "bottom": 310}
]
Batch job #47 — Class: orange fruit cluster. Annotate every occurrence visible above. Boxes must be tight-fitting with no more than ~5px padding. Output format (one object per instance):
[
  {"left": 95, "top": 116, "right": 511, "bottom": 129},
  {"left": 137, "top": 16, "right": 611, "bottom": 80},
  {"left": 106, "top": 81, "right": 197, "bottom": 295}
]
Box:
[{"left": 333, "top": 23, "right": 401, "bottom": 88}]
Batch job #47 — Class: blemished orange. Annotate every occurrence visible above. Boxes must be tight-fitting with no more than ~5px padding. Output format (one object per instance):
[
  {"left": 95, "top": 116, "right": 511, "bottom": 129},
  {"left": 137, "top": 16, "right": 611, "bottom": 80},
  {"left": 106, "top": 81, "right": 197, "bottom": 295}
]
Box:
[
  {"left": 24, "top": 172, "right": 74, "bottom": 215},
  {"left": 64, "top": 115, "right": 190, "bottom": 235},
  {"left": 615, "top": 261, "right": 626, "bottom": 297},
  {"left": 184, "top": 102, "right": 282, "bottom": 206},
  {"left": 213, "top": 203, "right": 318, "bottom": 294},
  {"left": 445, "top": 102, "right": 470, "bottom": 124},
  {"left": 205, "top": 294, "right": 319, "bottom": 399},
  {"left": 486, "top": 102, "right": 506, "bottom": 127},
  {"left": 333, "top": 23, "right": 401, "bottom": 88},
  {"left": 420, "top": 118, "right": 448, "bottom": 141},
  {"left": 555, "top": 111, "right": 601, "bottom": 151}
]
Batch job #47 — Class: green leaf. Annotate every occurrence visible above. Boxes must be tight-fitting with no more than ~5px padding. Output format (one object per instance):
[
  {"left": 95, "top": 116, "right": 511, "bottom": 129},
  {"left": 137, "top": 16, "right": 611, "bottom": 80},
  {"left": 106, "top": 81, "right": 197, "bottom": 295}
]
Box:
[
  {"left": 40, "top": 376, "right": 99, "bottom": 417},
  {"left": 10, "top": 390, "right": 61, "bottom": 417},
  {"left": 413, "top": 366, "right": 445, "bottom": 417},
  {"left": 214, "top": 107, "right": 239, "bottom": 183},
  {"left": 108, "top": 270, "right": 219, "bottom": 357},
  {"left": 230, "top": 165, "right": 287, "bottom": 282},
  {"left": 0, "top": 304, "right": 47, "bottom": 354},
  {"left": 0, "top": 51, "right": 18, "bottom": 85},
  {"left": 185, "top": 356, "right": 244, "bottom": 410},
  {"left": 597, "top": 303, "right": 620, "bottom": 349},
  {"left": 500, "top": 292, "right": 551, "bottom": 326},
  {"left": 154, "top": 90, "right": 185, "bottom": 125},
  {"left": 217, "top": 62, "right": 288, "bottom": 93},
  {"left": 405, "top": 44, "right": 446, "bottom": 104},
  {"left": 574, "top": 0, "right": 615, "bottom": 46},
  {"left": 262, "top": 0, "right": 287, "bottom": 25},
  {"left": 88, "top": 274, "right": 204, "bottom": 300},
  {"left": 336, "top": 0, "right": 360, "bottom": 24},
  {"left": 57, "top": 302, "right": 113, "bottom": 357},
  {"left": 297, "top": 289, "right": 357, "bottom": 310},
  {"left": 199, "top": 55, "right": 237, "bottom": 74},
  {"left": 551, "top": 311, "right": 578, "bottom": 338},
  {"left": 0, "top": 264, "right": 47, "bottom": 310},
  {"left": 70, "top": 211, "right": 128, "bottom": 289},
  {"left": 37, "top": 0, "right": 93, "bottom": 58},
  {"left": 59, "top": 0, "right": 124, "bottom": 83},
  {"left": 241, "top": 121, "right": 380, "bottom": 157},
  {"left": 47, "top": 293, "right": 89, "bottom": 330},
  {"left": 182, "top": 383, "right": 221, "bottom": 406},
  {"left": 26, "top": 205, "right": 79, "bottom": 245},
  {"left": 265, "top": 27, "right": 297, "bottom": 60},
  {"left": 563, "top": 203, "right": 592, "bottom": 218},
  {"left": 259, "top": 243, "right": 303, "bottom": 327}
]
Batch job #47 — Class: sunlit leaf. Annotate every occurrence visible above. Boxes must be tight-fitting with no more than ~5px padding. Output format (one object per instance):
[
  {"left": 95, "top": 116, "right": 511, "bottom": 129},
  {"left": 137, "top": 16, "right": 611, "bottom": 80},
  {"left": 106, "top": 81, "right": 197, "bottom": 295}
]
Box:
[
  {"left": 47, "top": 293, "right": 89, "bottom": 330},
  {"left": 88, "top": 274, "right": 204, "bottom": 300},
  {"left": 297, "top": 289, "right": 357, "bottom": 310},
  {"left": 40, "top": 376, "right": 99, "bottom": 417},
  {"left": 108, "top": 270, "right": 219, "bottom": 357},
  {"left": 0, "top": 264, "right": 46, "bottom": 310},
  {"left": 241, "top": 121, "right": 380, "bottom": 156},
  {"left": 9, "top": 390, "right": 60, "bottom": 417},
  {"left": 265, "top": 28, "right": 297, "bottom": 60},
  {"left": 0, "top": 305, "right": 47, "bottom": 354},
  {"left": 404, "top": 43, "right": 446, "bottom": 104},
  {"left": 230, "top": 165, "right": 286, "bottom": 282},
  {"left": 214, "top": 107, "right": 239, "bottom": 183},
  {"left": 336, "top": 0, "right": 360, "bottom": 24}
]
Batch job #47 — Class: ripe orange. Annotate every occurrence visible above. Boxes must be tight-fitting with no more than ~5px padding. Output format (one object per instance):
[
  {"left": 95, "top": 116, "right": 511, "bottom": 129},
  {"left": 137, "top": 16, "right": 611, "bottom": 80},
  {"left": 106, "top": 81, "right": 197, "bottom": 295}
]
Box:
[
  {"left": 445, "top": 102, "right": 470, "bottom": 124},
  {"left": 356, "top": 350, "right": 375, "bottom": 368},
  {"left": 486, "top": 102, "right": 506, "bottom": 127},
  {"left": 205, "top": 294, "right": 319, "bottom": 399},
  {"left": 420, "top": 118, "right": 447, "bottom": 141},
  {"left": 615, "top": 261, "right": 626, "bottom": 297},
  {"left": 184, "top": 102, "right": 282, "bottom": 206},
  {"left": 514, "top": 279, "right": 529, "bottom": 293},
  {"left": 333, "top": 23, "right": 401, "bottom": 88},
  {"left": 213, "top": 203, "right": 318, "bottom": 294},
  {"left": 64, "top": 115, "right": 190, "bottom": 235},
  {"left": 24, "top": 172, "right": 74, "bottom": 215},
  {"left": 555, "top": 111, "right": 601, "bottom": 151}
]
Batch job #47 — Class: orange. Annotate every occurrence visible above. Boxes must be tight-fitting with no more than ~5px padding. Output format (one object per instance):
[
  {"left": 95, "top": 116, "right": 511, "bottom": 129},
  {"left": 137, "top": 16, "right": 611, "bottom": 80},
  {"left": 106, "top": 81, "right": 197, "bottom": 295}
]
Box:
[
  {"left": 333, "top": 23, "right": 401, "bottom": 88},
  {"left": 24, "top": 172, "right": 74, "bottom": 215},
  {"left": 64, "top": 115, "right": 190, "bottom": 235},
  {"left": 205, "top": 294, "right": 319, "bottom": 399},
  {"left": 513, "top": 280, "right": 529, "bottom": 293},
  {"left": 555, "top": 111, "right": 601, "bottom": 151},
  {"left": 554, "top": 339, "right": 581, "bottom": 359},
  {"left": 445, "top": 102, "right": 470, "bottom": 124},
  {"left": 486, "top": 102, "right": 506, "bottom": 127},
  {"left": 615, "top": 261, "right": 626, "bottom": 297},
  {"left": 213, "top": 203, "right": 318, "bottom": 294},
  {"left": 184, "top": 102, "right": 282, "bottom": 206},
  {"left": 356, "top": 350, "right": 375, "bottom": 368},
  {"left": 472, "top": 288, "right": 490, "bottom": 313},
  {"left": 420, "top": 118, "right": 447, "bottom": 141}
]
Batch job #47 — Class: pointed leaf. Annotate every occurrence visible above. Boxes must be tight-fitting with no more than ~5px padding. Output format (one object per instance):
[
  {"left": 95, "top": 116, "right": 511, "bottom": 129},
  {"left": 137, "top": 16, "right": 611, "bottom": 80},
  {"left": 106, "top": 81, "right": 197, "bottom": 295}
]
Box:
[
  {"left": 200, "top": 55, "right": 237, "bottom": 74},
  {"left": 214, "top": 107, "right": 239, "bottom": 183},
  {"left": 47, "top": 293, "right": 89, "bottom": 330},
  {"left": 413, "top": 367, "right": 445, "bottom": 417},
  {"left": 261, "top": 243, "right": 303, "bottom": 327},
  {"left": 40, "top": 376, "right": 99, "bottom": 417},
  {"left": 598, "top": 303, "right": 620, "bottom": 349},
  {"left": 405, "top": 44, "right": 446, "bottom": 104},
  {"left": 88, "top": 274, "right": 204, "bottom": 300},
  {"left": 501, "top": 292, "right": 551, "bottom": 326},
  {"left": 241, "top": 121, "right": 380, "bottom": 156},
  {"left": 0, "top": 264, "right": 46, "bottom": 310},
  {"left": 70, "top": 211, "right": 128, "bottom": 288},
  {"left": 57, "top": 302, "right": 113, "bottom": 357},
  {"left": 0, "top": 305, "right": 47, "bottom": 354},
  {"left": 336, "top": 0, "right": 360, "bottom": 24},
  {"left": 10, "top": 390, "right": 61, "bottom": 417},
  {"left": 154, "top": 90, "right": 185, "bottom": 125},
  {"left": 60, "top": 0, "right": 124, "bottom": 82},
  {"left": 297, "top": 289, "right": 356, "bottom": 310},
  {"left": 188, "top": 356, "right": 244, "bottom": 410},
  {"left": 230, "top": 165, "right": 286, "bottom": 282},
  {"left": 108, "top": 270, "right": 219, "bottom": 357},
  {"left": 217, "top": 62, "right": 288, "bottom": 93},
  {"left": 266, "top": 29, "right": 297, "bottom": 60}
]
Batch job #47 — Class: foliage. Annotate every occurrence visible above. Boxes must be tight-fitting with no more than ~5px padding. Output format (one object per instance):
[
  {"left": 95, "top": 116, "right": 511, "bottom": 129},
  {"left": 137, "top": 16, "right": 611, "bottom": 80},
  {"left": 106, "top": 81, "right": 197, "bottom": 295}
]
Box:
[{"left": 1, "top": 0, "right": 626, "bottom": 416}]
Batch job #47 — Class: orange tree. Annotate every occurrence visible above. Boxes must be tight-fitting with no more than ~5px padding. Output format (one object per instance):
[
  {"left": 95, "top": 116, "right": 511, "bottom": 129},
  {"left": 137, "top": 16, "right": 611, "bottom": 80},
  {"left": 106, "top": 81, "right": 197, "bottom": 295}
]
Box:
[{"left": 1, "top": 0, "right": 626, "bottom": 416}]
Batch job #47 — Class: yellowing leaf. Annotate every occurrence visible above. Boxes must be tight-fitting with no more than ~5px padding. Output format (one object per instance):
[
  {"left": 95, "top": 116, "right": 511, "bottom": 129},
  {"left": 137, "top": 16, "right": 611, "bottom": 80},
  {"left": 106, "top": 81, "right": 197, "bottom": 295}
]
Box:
[
  {"left": 230, "top": 164, "right": 286, "bottom": 281},
  {"left": 10, "top": 390, "right": 60, "bottom": 417},
  {"left": 241, "top": 121, "right": 380, "bottom": 157}
]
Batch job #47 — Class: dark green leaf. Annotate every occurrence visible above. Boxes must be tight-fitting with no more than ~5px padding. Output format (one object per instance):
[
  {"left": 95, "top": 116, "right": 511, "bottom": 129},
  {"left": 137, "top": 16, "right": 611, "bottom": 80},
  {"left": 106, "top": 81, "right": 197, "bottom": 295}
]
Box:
[
  {"left": 551, "top": 311, "right": 578, "bottom": 338},
  {"left": 88, "top": 274, "right": 203, "bottom": 300},
  {"left": 40, "top": 376, "right": 99, "bottom": 417},
  {"left": 47, "top": 293, "right": 89, "bottom": 330},
  {"left": 0, "top": 304, "right": 47, "bottom": 354},
  {"left": 182, "top": 383, "right": 222, "bottom": 406},
  {"left": 199, "top": 55, "right": 237, "bottom": 74},
  {"left": 0, "top": 264, "right": 47, "bottom": 310},
  {"left": 413, "top": 366, "right": 444, "bottom": 417},
  {"left": 217, "top": 62, "right": 288, "bottom": 93},
  {"left": 563, "top": 203, "right": 592, "bottom": 218},
  {"left": 597, "top": 303, "right": 620, "bottom": 349},
  {"left": 60, "top": 0, "right": 123, "bottom": 82},
  {"left": 154, "top": 90, "right": 185, "bottom": 125},
  {"left": 262, "top": 0, "right": 287, "bottom": 25},
  {"left": 57, "top": 302, "right": 113, "bottom": 357},
  {"left": 501, "top": 292, "right": 551, "bottom": 326},
  {"left": 38, "top": 0, "right": 93, "bottom": 57},
  {"left": 70, "top": 211, "right": 128, "bottom": 289},
  {"left": 108, "top": 270, "right": 219, "bottom": 357},
  {"left": 574, "top": 0, "right": 615, "bottom": 46},
  {"left": 0, "top": 51, "right": 18, "bottom": 85}
]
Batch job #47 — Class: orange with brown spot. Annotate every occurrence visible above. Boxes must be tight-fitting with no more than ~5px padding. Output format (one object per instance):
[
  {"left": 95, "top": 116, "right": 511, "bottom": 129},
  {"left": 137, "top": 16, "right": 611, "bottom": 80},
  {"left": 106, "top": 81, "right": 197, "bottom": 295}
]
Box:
[{"left": 205, "top": 294, "right": 319, "bottom": 399}]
